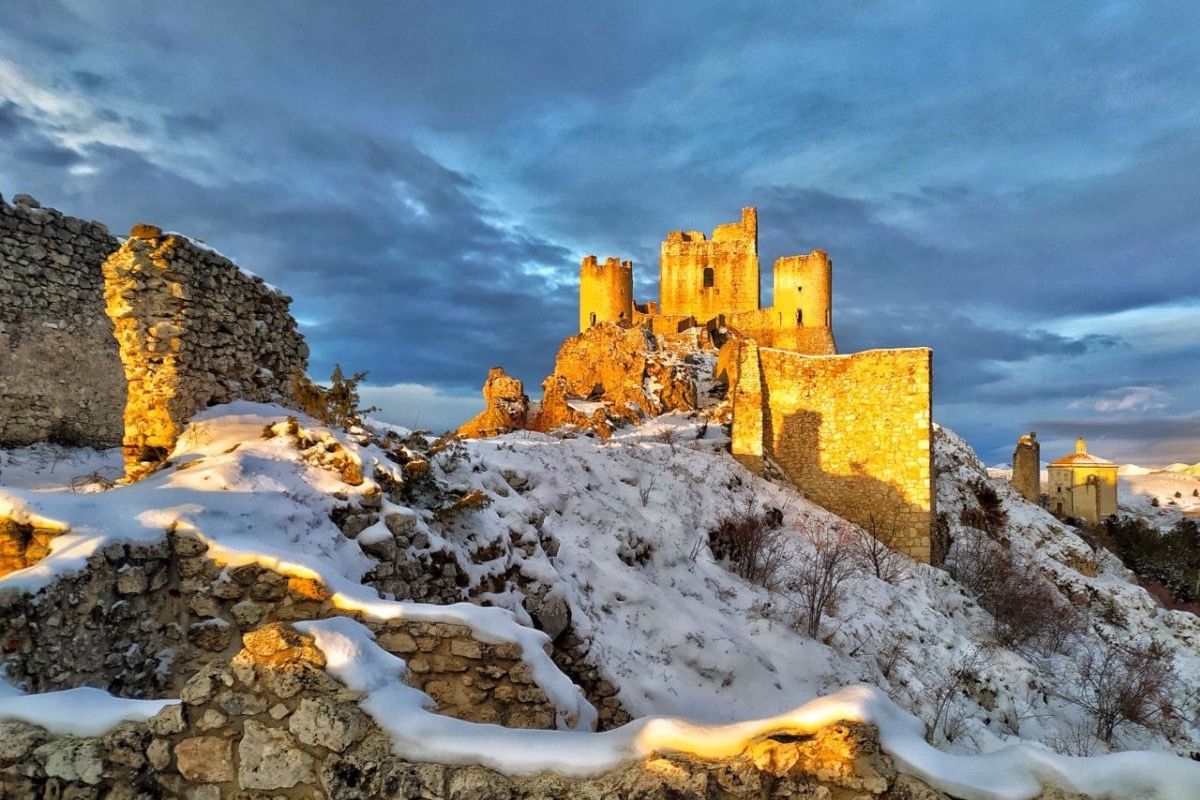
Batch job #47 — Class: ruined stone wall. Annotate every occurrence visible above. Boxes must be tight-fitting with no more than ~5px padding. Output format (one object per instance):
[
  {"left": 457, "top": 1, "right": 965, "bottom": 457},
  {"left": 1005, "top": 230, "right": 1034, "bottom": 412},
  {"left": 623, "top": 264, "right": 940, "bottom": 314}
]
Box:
[
  {"left": 103, "top": 226, "right": 307, "bottom": 473},
  {"left": 0, "top": 530, "right": 557, "bottom": 734},
  {"left": 1011, "top": 432, "right": 1041, "bottom": 503},
  {"left": 724, "top": 307, "right": 837, "bottom": 355},
  {"left": 1, "top": 194, "right": 309, "bottom": 464},
  {"left": 0, "top": 193, "right": 124, "bottom": 448},
  {"left": 732, "top": 343, "right": 935, "bottom": 563},
  {"left": 579, "top": 256, "right": 633, "bottom": 332},
  {"left": 659, "top": 207, "right": 759, "bottom": 320}
]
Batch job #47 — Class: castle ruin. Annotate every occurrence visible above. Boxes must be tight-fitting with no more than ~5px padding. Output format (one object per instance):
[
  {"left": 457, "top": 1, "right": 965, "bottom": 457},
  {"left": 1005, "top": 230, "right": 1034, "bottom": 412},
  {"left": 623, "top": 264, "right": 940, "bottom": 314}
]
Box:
[
  {"left": 579, "top": 207, "right": 837, "bottom": 354},
  {"left": 578, "top": 208, "right": 935, "bottom": 563},
  {"left": 0, "top": 193, "right": 308, "bottom": 475},
  {"left": 1011, "top": 431, "right": 1041, "bottom": 503}
]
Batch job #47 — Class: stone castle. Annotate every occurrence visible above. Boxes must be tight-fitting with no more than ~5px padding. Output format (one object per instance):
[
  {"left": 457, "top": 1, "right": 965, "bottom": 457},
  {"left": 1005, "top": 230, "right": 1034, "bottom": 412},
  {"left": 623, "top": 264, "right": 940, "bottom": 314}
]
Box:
[
  {"left": 574, "top": 208, "right": 935, "bottom": 563},
  {"left": 580, "top": 207, "right": 837, "bottom": 354},
  {"left": 0, "top": 193, "right": 308, "bottom": 475}
]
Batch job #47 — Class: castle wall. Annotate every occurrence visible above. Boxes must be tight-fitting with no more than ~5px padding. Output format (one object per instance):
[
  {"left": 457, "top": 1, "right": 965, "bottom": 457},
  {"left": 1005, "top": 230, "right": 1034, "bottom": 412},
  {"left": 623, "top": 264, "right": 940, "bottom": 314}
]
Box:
[
  {"left": 579, "top": 256, "right": 633, "bottom": 331},
  {"left": 659, "top": 207, "right": 759, "bottom": 320},
  {"left": 723, "top": 307, "right": 837, "bottom": 355},
  {"left": 0, "top": 193, "right": 125, "bottom": 447},
  {"left": 103, "top": 226, "right": 308, "bottom": 474},
  {"left": 732, "top": 344, "right": 934, "bottom": 563}
]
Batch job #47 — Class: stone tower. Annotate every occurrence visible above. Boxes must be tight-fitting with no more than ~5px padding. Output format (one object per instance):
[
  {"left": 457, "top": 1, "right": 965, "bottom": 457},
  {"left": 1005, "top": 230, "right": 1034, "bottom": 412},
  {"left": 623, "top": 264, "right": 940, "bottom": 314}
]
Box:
[
  {"left": 1011, "top": 431, "right": 1040, "bottom": 503},
  {"left": 772, "top": 250, "right": 832, "bottom": 331},
  {"left": 578, "top": 256, "right": 633, "bottom": 332},
  {"left": 659, "top": 207, "right": 759, "bottom": 320}
]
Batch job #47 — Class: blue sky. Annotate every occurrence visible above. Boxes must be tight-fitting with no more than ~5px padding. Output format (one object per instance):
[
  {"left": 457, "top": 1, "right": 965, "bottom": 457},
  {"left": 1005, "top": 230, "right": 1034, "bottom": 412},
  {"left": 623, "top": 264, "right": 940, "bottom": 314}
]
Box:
[{"left": 2, "top": 1, "right": 1198, "bottom": 465}]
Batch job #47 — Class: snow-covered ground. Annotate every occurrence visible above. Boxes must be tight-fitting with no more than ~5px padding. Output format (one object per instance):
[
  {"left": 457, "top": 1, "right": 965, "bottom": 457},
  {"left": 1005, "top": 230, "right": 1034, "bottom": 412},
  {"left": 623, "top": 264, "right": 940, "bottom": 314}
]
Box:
[{"left": 2, "top": 403, "right": 1200, "bottom": 799}]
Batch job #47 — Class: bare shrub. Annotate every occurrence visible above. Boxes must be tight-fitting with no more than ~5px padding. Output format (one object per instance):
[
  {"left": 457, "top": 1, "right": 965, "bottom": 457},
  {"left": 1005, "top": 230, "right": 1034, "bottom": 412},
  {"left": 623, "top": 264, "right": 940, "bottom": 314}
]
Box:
[
  {"left": 874, "top": 631, "right": 910, "bottom": 682},
  {"left": 654, "top": 426, "right": 681, "bottom": 453},
  {"left": 849, "top": 512, "right": 911, "bottom": 584},
  {"left": 922, "top": 647, "right": 986, "bottom": 744},
  {"left": 783, "top": 520, "right": 858, "bottom": 637},
  {"left": 960, "top": 479, "right": 1009, "bottom": 535},
  {"left": 1047, "top": 721, "right": 1101, "bottom": 757},
  {"left": 638, "top": 474, "right": 657, "bottom": 507},
  {"left": 1054, "top": 639, "right": 1180, "bottom": 744},
  {"left": 949, "top": 530, "right": 1083, "bottom": 655},
  {"left": 707, "top": 503, "right": 791, "bottom": 590}
]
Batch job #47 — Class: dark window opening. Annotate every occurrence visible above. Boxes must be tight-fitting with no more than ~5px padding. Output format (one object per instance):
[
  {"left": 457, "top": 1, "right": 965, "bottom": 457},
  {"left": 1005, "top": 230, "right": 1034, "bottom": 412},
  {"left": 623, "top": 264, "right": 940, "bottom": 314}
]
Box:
[
  {"left": 703, "top": 267, "right": 714, "bottom": 288},
  {"left": 796, "top": 309, "right": 803, "bottom": 326},
  {"left": 589, "top": 312, "right": 597, "bottom": 326}
]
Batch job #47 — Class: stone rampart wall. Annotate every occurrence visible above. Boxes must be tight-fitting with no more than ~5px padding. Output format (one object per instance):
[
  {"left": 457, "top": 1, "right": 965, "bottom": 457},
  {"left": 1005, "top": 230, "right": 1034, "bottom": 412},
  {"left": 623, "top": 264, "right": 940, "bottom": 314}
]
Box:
[
  {"left": 732, "top": 343, "right": 935, "bottom": 562},
  {"left": 1, "top": 194, "right": 309, "bottom": 464},
  {"left": 0, "top": 193, "right": 124, "bottom": 447}
]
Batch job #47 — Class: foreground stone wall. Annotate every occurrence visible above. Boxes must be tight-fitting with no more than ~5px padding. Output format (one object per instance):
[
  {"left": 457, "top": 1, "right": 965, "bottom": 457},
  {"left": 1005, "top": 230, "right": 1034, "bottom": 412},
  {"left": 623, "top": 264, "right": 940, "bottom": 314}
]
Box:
[
  {"left": 732, "top": 342, "right": 935, "bottom": 563},
  {"left": 0, "top": 623, "right": 964, "bottom": 799},
  {"left": 0, "top": 193, "right": 123, "bottom": 447},
  {"left": 104, "top": 226, "right": 308, "bottom": 473}
]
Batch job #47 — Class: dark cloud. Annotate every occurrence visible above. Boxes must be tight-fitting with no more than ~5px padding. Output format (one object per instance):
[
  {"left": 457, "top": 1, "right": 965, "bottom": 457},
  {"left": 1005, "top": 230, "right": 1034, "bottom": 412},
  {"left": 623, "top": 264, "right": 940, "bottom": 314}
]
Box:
[{"left": 2, "top": 1, "right": 1198, "bottom": 460}]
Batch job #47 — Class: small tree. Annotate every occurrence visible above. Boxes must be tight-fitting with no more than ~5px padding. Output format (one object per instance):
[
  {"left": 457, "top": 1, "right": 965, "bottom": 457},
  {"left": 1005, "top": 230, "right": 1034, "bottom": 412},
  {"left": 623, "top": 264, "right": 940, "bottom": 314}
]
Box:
[
  {"left": 849, "top": 511, "right": 911, "bottom": 584},
  {"left": 785, "top": 520, "right": 858, "bottom": 637},
  {"left": 291, "top": 365, "right": 378, "bottom": 430},
  {"left": 708, "top": 503, "right": 791, "bottom": 591}
]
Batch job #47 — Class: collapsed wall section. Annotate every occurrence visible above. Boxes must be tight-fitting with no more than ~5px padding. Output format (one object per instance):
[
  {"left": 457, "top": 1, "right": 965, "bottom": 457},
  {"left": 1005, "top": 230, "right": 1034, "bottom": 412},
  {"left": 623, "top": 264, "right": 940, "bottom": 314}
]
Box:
[
  {"left": 732, "top": 343, "right": 934, "bottom": 563},
  {"left": 103, "top": 226, "right": 308, "bottom": 473},
  {"left": 0, "top": 193, "right": 124, "bottom": 447}
]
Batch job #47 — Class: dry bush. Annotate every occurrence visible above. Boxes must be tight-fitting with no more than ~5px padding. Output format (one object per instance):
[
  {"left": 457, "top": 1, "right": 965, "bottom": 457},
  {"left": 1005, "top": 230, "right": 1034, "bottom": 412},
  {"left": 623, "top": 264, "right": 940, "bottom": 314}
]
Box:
[
  {"left": 922, "top": 647, "right": 986, "bottom": 744},
  {"left": 1053, "top": 639, "right": 1181, "bottom": 744},
  {"left": 784, "top": 520, "right": 858, "bottom": 637},
  {"left": 707, "top": 503, "right": 791, "bottom": 590},
  {"left": 949, "top": 530, "right": 1083, "bottom": 655},
  {"left": 960, "top": 479, "right": 1009, "bottom": 536},
  {"left": 849, "top": 512, "right": 911, "bottom": 584}
]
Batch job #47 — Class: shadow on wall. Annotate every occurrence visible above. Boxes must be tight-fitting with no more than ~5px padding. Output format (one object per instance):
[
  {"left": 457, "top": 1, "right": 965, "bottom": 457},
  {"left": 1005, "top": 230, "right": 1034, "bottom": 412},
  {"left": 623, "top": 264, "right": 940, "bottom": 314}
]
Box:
[{"left": 772, "top": 408, "right": 934, "bottom": 563}]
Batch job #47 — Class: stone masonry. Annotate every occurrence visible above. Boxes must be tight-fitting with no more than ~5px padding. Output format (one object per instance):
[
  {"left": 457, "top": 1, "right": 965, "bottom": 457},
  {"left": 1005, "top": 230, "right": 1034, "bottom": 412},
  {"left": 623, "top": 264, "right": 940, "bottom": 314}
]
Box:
[
  {"left": 0, "top": 193, "right": 124, "bottom": 447},
  {"left": 732, "top": 341, "right": 935, "bottom": 563},
  {"left": 1, "top": 193, "right": 308, "bottom": 471},
  {"left": 103, "top": 225, "right": 307, "bottom": 474},
  {"left": 0, "top": 621, "right": 975, "bottom": 799},
  {"left": 1011, "top": 431, "right": 1041, "bottom": 504}
]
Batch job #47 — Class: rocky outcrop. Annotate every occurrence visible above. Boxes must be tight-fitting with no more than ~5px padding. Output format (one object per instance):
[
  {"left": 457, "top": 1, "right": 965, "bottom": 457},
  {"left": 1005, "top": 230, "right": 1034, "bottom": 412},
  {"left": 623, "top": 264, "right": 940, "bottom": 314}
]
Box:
[
  {"left": 457, "top": 367, "right": 529, "bottom": 438},
  {"left": 533, "top": 324, "right": 700, "bottom": 437}
]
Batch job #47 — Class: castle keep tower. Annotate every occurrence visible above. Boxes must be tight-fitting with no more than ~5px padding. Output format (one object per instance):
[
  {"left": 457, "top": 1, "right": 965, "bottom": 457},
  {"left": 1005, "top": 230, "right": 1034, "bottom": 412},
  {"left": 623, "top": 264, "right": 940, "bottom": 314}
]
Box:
[
  {"left": 579, "top": 256, "right": 633, "bottom": 332},
  {"left": 772, "top": 250, "right": 832, "bottom": 330},
  {"left": 1011, "top": 431, "right": 1041, "bottom": 503},
  {"left": 659, "top": 207, "right": 759, "bottom": 320}
]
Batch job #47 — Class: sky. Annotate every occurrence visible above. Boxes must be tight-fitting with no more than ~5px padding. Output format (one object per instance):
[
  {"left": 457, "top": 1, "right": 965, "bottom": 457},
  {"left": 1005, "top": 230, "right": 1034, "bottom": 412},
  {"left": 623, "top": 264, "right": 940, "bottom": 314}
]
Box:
[{"left": 2, "top": 1, "right": 1198, "bottom": 466}]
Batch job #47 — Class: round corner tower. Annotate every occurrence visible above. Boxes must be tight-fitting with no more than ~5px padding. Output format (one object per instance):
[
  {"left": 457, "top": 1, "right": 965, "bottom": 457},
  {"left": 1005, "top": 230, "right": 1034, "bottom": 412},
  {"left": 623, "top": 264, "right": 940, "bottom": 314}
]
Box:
[
  {"left": 772, "top": 250, "right": 832, "bottom": 330},
  {"left": 579, "top": 255, "right": 633, "bottom": 332}
]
